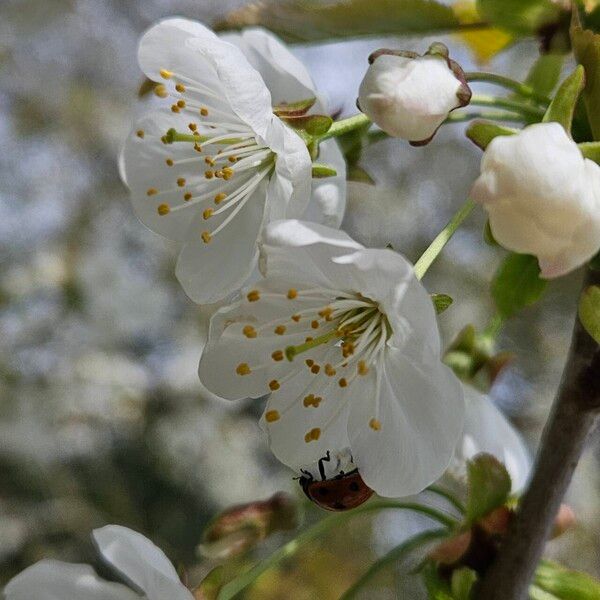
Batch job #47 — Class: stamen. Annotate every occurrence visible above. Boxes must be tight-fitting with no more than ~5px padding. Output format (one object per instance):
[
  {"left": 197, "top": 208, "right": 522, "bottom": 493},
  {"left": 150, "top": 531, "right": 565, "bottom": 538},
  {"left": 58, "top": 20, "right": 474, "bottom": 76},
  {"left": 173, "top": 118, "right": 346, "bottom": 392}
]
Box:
[
  {"left": 176, "top": 83, "right": 185, "bottom": 93},
  {"left": 243, "top": 325, "right": 257, "bottom": 339},
  {"left": 339, "top": 378, "right": 348, "bottom": 388},
  {"left": 369, "top": 418, "right": 382, "bottom": 431},
  {"left": 160, "top": 69, "right": 173, "bottom": 79},
  {"left": 304, "top": 428, "right": 321, "bottom": 443},
  {"left": 214, "top": 192, "right": 227, "bottom": 204},
  {"left": 157, "top": 203, "right": 170, "bottom": 216},
  {"left": 154, "top": 84, "right": 168, "bottom": 98},
  {"left": 274, "top": 325, "right": 286, "bottom": 335},
  {"left": 236, "top": 363, "right": 251, "bottom": 376},
  {"left": 271, "top": 350, "right": 284, "bottom": 362},
  {"left": 287, "top": 289, "right": 298, "bottom": 299},
  {"left": 165, "top": 158, "right": 173, "bottom": 166},
  {"left": 265, "top": 410, "right": 280, "bottom": 422},
  {"left": 203, "top": 208, "right": 213, "bottom": 220},
  {"left": 269, "top": 380, "right": 280, "bottom": 391},
  {"left": 201, "top": 231, "right": 212, "bottom": 244},
  {"left": 136, "top": 130, "right": 145, "bottom": 138},
  {"left": 177, "top": 177, "right": 186, "bottom": 187},
  {"left": 247, "top": 290, "right": 260, "bottom": 302},
  {"left": 146, "top": 188, "right": 158, "bottom": 196}
]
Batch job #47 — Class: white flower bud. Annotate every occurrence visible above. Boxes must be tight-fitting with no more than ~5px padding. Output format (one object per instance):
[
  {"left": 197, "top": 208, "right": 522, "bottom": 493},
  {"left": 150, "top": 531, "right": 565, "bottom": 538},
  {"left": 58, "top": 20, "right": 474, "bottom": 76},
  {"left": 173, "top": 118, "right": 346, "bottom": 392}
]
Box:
[
  {"left": 471, "top": 122, "right": 600, "bottom": 278},
  {"left": 357, "top": 44, "right": 471, "bottom": 145}
]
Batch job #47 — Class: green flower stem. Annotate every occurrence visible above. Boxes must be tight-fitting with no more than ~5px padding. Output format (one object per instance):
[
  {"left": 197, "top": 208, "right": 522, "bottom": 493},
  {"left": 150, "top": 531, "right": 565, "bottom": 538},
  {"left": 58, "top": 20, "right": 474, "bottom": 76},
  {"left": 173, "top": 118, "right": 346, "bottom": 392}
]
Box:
[
  {"left": 216, "top": 500, "right": 456, "bottom": 600},
  {"left": 426, "top": 485, "right": 466, "bottom": 514},
  {"left": 319, "top": 113, "right": 371, "bottom": 142},
  {"left": 445, "top": 110, "right": 526, "bottom": 124},
  {"left": 413, "top": 198, "right": 477, "bottom": 280},
  {"left": 465, "top": 72, "right": 551, "bottom": 105},
  {"left": 470, "top": 95, "right": 546, "bottom": 120},
  {"left": 339, "top": 529, "right": 448, "bottom": 600},
  {"left": 529, "top": 585, "right": 560, "bottom": 600}
]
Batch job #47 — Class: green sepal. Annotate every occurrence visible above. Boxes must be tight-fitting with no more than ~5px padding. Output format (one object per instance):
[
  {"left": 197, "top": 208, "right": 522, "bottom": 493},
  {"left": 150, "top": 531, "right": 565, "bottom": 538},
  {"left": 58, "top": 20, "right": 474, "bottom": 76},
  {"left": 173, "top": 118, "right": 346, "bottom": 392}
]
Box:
[
  {"left": 451, "top": 567, "right": 478, "bottom": 600},
  {"left": 466, "top": 120, "right": 518, "bottom": 150},
  {"left": 578, "top": 141, "right": 600, "bottom": 163},
  {"left": 311, "top": 164, "right": 338, "bottom": 178},
  {"left": 542, "top": 65, "right": 585, "bottom": 134},
  {"left": 535, "top": 560, "right": 600, "bottom": 600},
  {"left": 281, "top": 114, "right": 333, "bottom": 136},
  {"left": 273, "top": 97, "right": 316, "bottom": 117},
  {"left": 431, "top": 293, "right": 454, "bottom": 314},
  {"left": 578, "top": 285, "right": 600, "bottom": 344},
  {"left": 466, "top": 454, "right": 512, "bottom": 525},
  {"left": 491, "top": 253, "right": 548, "bottom": 319}
]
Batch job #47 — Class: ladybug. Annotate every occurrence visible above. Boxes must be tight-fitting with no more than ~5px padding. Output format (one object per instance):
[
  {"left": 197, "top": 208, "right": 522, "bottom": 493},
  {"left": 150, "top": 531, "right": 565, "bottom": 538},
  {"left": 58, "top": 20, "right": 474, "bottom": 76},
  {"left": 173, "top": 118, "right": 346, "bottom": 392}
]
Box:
[{"left": 298, "top": 451, "right": 374, "bottom": 511}]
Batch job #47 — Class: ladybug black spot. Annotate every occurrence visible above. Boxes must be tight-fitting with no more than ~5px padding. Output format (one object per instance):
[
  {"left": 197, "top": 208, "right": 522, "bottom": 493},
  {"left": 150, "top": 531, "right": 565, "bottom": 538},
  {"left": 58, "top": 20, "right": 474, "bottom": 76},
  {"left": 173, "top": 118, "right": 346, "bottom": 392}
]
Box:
[{"left": 349, "top": 482, "right": 360, "bottom": 492}]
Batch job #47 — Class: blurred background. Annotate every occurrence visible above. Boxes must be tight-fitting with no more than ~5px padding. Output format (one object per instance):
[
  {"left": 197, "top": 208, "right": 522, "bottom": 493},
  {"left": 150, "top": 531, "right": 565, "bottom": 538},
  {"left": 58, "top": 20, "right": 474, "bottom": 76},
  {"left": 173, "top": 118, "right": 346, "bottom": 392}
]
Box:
[{"left": 1, "top": 0, "right": 598, "bottom": 597}]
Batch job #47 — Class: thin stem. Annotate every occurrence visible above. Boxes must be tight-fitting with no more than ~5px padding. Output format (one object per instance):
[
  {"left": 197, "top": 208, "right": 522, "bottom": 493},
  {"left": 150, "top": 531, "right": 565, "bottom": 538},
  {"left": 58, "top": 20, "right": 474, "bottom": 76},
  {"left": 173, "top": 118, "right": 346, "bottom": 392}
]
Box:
[
  {"left": 216, "top": 500, "right": 456, "bottom": 600},
  {"left": 475, "top": 268, "right": 600, "bottom": 600},
  {"left": 319, "top": 113, "right": 371, "bottom": 142},
  {"left": 470, "top": 95, "right": 546, "bottom": 120},
  {"left": 339, "top": 529, "right": 448, "bottom": 600},
  {"left": 413, "top": 198, "right": 477, "bottom": 280},
  {"left": 465, "top": 72, "right": 551, "bottom": 105},
  {"left": 445, "top": 110, "right": 526, "bottom": 124},
  {"left": 483, "top": 314, "right": 504, "bottom": 340},
  {"left": 426, "top": 485, "right": 466, "bottom": 514}
]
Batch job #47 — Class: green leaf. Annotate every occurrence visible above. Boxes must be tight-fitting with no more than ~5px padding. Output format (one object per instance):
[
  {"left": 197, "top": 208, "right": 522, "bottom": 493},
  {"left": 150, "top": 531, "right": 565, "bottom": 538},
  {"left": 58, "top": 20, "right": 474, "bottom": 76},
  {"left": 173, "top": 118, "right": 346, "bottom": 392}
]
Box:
[
  {"left": 217, "top": 0, "right": 464, "bottom": 43},
  {"left": 477, "top": 0, "right": 563, "bottom": 35},
  {"left": 466, "top": 120, "right": 518, "bottom": 150},
  {"left": 422, "top": 563, "right": 454, "bottom": 600},
  {"left": 273, "top": 97, "right": 316, "bottom": 117},
  {"left": 578, "top": 285, "right": 600, "bottom": 344},
  {"left": 451, "top": 568, "right": 478, "bottom": 600},
  {"left": 542, "top": 66, "right": 585, "bottom": 134},
  {"left": 578, "top": 141, "right": 600, "bottom": 163},
  {"left": 535, "top": 560, "right": 600, "bottom": 600},
  {"left": 431, "top": 293, "right": 454, "bottom": 314},
  {"left": 571, "top": 20, "right": 600, "bottom": 140},
  {"left": 311, "top": 164, "right": 338, "bottom": 178},
  {"left": 491, "top": 253, "right": 548, "bottom": 319},
  {"left": 466, "top": 454, "right": 512, "bottom": 524},
  {"left": 525, "top": 53, "right": 565, "bottom": 98},
  {"left": 282, "top": 114, "right": 333, "bottom": 136}
]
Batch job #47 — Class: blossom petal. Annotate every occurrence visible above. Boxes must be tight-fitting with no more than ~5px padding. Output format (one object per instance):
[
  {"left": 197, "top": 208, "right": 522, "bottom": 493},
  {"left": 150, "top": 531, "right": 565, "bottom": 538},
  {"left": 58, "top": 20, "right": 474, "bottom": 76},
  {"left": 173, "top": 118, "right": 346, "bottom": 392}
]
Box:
[
  {"left": 455, "top": 386, "right": 530, "bottom": 492},
  {"left": 4, "top": 560, "right": 138, "bottom": 600},
  {"left": 93, "top": 526, "right": 193, "bottom": 600},
  {"left": 175, "top": 179, "right": 268, "bottom": 304},
  {"left": 348, "top": 348, "right": 464, "bottom": 497}
]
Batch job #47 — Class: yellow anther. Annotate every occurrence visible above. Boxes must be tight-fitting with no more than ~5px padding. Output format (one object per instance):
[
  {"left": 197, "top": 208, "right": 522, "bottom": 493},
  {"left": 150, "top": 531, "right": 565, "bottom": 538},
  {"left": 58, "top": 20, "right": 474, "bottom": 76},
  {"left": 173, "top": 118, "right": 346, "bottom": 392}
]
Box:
[
  {"left": 242, "top": 325, "right": 257, "bottom": 339},
  {"left": 369, "top": 418, "right": 382, "bottom": 431},
  {"left": 146, "top": 188, "right": 158, "bottom": 196},
  {"left": 203, "top": 208, "right": 213, "bottom": 220},
  {"left": 136, "top": 129, "right": 145, "bottom": 138},
  {"left": 236, "top": 363, "right": 251, "bottom": 375},
  {"left": 305, "top": 336, "right": 313, "bottom": 343},
  {"left": 214, "top": 192, "right": 227, "bottom": 204},
  {"left": 318, "top": 307, "right": 333, "bottom": 320},
  {"left": 177, "top": 99, "right": 186, "bottom": 108},
  {"left": 247, "top": 290, "right": 260, "bottom": 302},
  {"left": 287, "top": 288, "right": 298, "bottom": 299},
  {"left": 311, "top": 320, "right": 319, "bottom": 329},
  {"left": 325, "top": 364, "right": 336, "bottom": 377},
  {"left": 303, "top": 394, "right": 322, "bottom": 408},
  {"left": 291, "top": 314, "right": 301, "bottom": 322},
  {"left": 304, "top": 428, "right": 321, "bottom": 443},
  {"left": 265, "top": 410, "right": 280, "bottom": 422},
  {"left": 205, "top": 170, "right": 214, "bottom": 179},
  {"left": 215, "top": 170, "right": 224, "bottom": 179},
  {"left": 160, "top": 135, "right": 168, "bottom": 144},
  {"left": 177, "top": 177, "right": 186, "bottom": 187},
  {"left": 184, "top": 193, "right": 192, "bottom": 201},
  {"left": 305, "top": 359, "right": 314, "bottom": 368},
  {"left": 160, "top": 69, "right": 173, "bottom": 79},
  {"left": 274, "top": 325, "right": 286, "bottom": 335},
  {"left": 228, "top": 155, "right": 237, "bottom": 163},
  {"left": 310, "top": 364, "right": 321, "bottom": 374},
  {"left": 171, "top": 105, "right": 180, "bottom": 113},
  {"left": 157, "top": 203, "right": 170, "bottom": 216},
  {"left": 339, "top": 378, "right": 348, "bottom": 388},
  {"left": 358, "top": 360, "right": 369, "bottom": 376},
  {"left": 188, "top": 123, "right": 197, "bottom": 132},
  {"left": 154, "top": 84, "right": 168, "bottom": 98},
  {"left": 165, "top": 158, "right": 174, "bottom": 166},
  {"left": 204, "top": 156, "right": 215, "bottom": 166},
  {"left": 271, "top": 350, "right": 284, "bottom": 362},
  {"left": 269, "top": 380, "right": 280, "bottom": 391},
  {"left": 175, "top": 83, "right": 186, "bottom": 93},
  {"left": 200, "top": 107, "right": 209, "bottom": 116},
  {"left": 201, "top": 231, "right": 212, "bottom": 244},
  {"left": 222, "top": 167, "right": 234, "bottom": 179}
]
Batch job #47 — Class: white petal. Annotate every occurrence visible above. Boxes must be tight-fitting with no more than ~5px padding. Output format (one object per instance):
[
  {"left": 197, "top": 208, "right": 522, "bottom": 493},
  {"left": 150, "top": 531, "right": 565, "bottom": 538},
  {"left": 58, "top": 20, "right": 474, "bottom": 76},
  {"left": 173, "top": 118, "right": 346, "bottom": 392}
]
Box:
[
  {"left": 303, "top": 139, "right": 347, "bottom": 228},
  {"left": 93, "top": 525, "right": 193, "bottom": 600},
  {"left": 348, "top": 348, "right": 464, "bottom": 497},
  {"left": 4, "top": 560, "right": 138, "bottom": 600},
  {"left": 455, "top": 386, "right": 531, "bottom": 492},
  {"left": 175, "top": 179, "right": 267, "bottom": 304},
  {"left": 220, "top": 27, "right": 317, "bottom": 105}
]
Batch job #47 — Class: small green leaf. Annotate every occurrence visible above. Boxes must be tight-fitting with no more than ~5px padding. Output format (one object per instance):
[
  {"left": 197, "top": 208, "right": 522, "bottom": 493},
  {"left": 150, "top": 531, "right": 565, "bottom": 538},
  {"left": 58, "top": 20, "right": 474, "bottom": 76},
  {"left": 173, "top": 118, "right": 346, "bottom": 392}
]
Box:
[
  {"left": 311, "top": 164, "right": 338, "bottom": 178},
  {"left": 273, "top": 97, "right": 316, "bottom": 117},
  {"left": 477, "top": 0, "right": 563, "bottom": 35},
  {"left": 451, "top": 568, "right": 478, "bottom": 600},
  {"left": 542, "top": 66, "right": 585, "bottom": 134},
  {"left": 347, "top": 165, "right": 375, "bottom": 184},
  {"left": 217, "top": 0, "right": 464, "bottom": 43},
  {"left": 578, "top": 141, "right": 600, "bottom": 163},
  {"left": 282, "top": 114, "right": 333, "bottom": 136},
  {"left": 535, "top": 560, "right": 600, "bottom": 600},
  {"left": 571, "top": 21, "right": 600, "bottom": 140},
  {"left": 491, "top": 253, "right": 548, "bottom": 319},
  {"left": 578, "top": 285, "right": 600, "bottom": 344},
  {"left": 431, "top": 293, "right": 454, "bottom": 314},
  {"left": 466, "top": 454, "right": 512, "bottom": 524},
  {"left": 466, "top": 120, "right": 518, "bottom": 150},
  {"left": 525, "top": 53, "right": 566, "bottom": 98}
]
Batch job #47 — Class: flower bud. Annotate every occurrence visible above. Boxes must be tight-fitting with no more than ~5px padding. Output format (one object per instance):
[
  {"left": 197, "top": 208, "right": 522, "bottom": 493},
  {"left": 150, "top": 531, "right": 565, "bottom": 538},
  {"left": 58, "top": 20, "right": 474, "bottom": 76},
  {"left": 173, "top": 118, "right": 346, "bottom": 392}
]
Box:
[
  {"left": 357, "top": 43, "right": 471, "bottom": 145},
  {"left": 470, "top": 122, "right": 600, "bottom": 278}
]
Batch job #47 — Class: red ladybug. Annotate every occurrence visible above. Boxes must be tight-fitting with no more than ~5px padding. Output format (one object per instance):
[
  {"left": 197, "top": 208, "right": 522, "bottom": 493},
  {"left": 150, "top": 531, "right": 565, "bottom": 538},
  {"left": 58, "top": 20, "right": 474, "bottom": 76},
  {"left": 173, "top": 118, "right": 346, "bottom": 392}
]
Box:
[{"left": 298, "top": 451, "right": 374, "bottom": 511}]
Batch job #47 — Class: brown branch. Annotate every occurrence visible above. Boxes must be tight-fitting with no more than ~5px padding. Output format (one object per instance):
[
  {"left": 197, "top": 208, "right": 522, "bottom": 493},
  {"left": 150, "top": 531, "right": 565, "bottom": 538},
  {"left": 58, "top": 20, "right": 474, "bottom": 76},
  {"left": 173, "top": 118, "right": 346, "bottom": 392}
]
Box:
[{"left": 475, "top": 267, "right": 600, "bottom": 600}]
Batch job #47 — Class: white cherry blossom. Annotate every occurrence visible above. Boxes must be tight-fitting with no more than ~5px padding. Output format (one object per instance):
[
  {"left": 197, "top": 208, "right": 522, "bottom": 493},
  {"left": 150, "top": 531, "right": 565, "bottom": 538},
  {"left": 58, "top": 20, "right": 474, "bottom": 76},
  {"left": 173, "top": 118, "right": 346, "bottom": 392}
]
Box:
[
  {"left": 471, "top": 122, "right": 600, "bottom": 278},
  {"left": 120, "top": 19, "right": 345, "bottom": 304},
  {"left": 199, "top": 220, "right": 464, "bottom": 497},
  {"left": 4, "top": 525, "right": 193, "bottom": 600}
]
